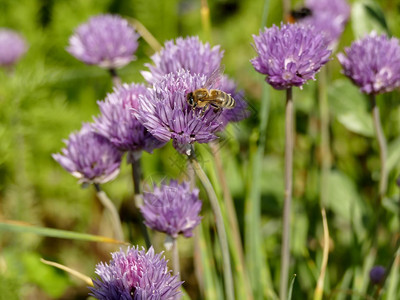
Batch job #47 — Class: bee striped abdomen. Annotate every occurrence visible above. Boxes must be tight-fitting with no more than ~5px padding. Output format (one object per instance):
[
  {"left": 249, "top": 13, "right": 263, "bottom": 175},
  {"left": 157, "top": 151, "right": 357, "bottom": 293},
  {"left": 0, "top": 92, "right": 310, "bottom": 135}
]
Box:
[
  {"left": 222, "top": 93, "right": 235, "bottom": 108},
  {"left": 210, "top": 89, "right": 235, "bottom": 109}
]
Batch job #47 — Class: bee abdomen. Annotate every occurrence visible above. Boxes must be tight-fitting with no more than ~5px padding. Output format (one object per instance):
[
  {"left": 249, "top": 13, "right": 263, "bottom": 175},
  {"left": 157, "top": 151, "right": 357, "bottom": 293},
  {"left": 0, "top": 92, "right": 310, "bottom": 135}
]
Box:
[{"left": 221, "top": 92, "right": 235, "bottom": 108}]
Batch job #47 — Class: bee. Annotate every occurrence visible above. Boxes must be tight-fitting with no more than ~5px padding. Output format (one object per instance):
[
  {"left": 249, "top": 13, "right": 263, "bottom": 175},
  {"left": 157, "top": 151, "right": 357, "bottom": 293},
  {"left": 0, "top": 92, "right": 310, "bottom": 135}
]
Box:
[
  {"left": 186, "top": 67, "right": 236, "bottom": 114},
  {"left": 287, "top": 7, "right": 312, "bottom": 23}
]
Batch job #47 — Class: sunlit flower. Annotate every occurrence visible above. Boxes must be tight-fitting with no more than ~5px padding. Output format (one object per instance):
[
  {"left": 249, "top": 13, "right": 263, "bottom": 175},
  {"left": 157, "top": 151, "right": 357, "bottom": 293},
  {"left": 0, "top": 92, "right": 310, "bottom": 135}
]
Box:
[
  {"left": 67, "top": 14, "right": 139, "bottom": 69},
  {"left": 302, "top": 0, "right": 350, "bottom": 47},
  {"left": 141, "top": 180, "right": 202, "bottom": 238},
  {"left": 52, "top": 123, "right": 122, "bottom": 185},
  {"left": 251, "top": 23, "right": 331, "bottom": 90},
  {"left": 136, "top": 69, "right": 222, "bottom": 154},
  {"left": 0, "top": 29, "right": 27, "bottom": 67},
  {"left": 338, "top": 33, "right": 400, "bottom": 94},
  {"left": 93, "top": 83, "right": 165, "bottom": 155},
  {"left": 141, "top": 36, "right": 223, "bottom": 85},
  {"left": 90, "top": 246, "right": 183, "bottom": 300}
]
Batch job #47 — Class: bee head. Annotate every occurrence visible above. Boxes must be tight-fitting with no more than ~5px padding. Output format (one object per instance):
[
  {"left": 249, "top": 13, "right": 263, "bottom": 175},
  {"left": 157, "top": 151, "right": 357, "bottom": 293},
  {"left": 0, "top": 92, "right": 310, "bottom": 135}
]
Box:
[{"left": 186, "top": 92, "right": 196, "bottom": 108}]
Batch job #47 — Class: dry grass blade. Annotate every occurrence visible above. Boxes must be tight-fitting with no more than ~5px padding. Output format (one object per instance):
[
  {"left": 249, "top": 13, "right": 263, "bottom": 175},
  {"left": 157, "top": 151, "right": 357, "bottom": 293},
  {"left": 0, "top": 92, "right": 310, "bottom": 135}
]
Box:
[{"left": 40, "top": 258, "right": 93, "bottom": 286}]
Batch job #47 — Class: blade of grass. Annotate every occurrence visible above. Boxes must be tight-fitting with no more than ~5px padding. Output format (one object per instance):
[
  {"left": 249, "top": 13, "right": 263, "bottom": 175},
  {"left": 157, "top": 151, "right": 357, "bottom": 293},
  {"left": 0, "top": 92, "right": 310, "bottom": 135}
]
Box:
[
  {"left": 331, "top": 269, "right": 353, "bottom": 300},
  {"left": 188, "top": 155, "right": 234, "bottom": 300},
  {"left": 201, "top": 144, "right": 253, "bottom": 299},
  {"left": 198, "top": 218, "right": 220, "bottom": 299},
  {"left": 40, "top": 258, "right": 93, "bottom": 286},
  {"left": 385, "top": 248, "right": 400, "bottom": 300},
  {"left": 314, "top": 208, "right": 330, "bottom": 300},
  {"left": 127, "top": 18, "right": 162, "bottom": 52},
  {"left": 0, "top": 220, "right": 127, "bottom": 244},
  {"left": 245, "top": 86, "right": 276, "bottom": 299},
  {"left": 244, "top": 1, "right": 275, "bottom": 298},
  {"left": 287, "top": 274, "right": 297, "bottom": 300}
]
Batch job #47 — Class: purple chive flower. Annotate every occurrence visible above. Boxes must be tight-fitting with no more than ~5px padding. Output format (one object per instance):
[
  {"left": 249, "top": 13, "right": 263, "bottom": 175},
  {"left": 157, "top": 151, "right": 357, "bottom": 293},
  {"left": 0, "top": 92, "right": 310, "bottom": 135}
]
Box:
[
  {"left": 251, "top": 23, "right": 331, "bottom": 90},
  {"left": 90, "top": 246, "right": 182, "bottom": 300},
  {"left": 141, "top": 36, "right": 223, "bottom": 85},
  {"left": 52, "top": 123, "right": 122, "bottom": 185},
  {"left": 369, "top": 265, "right": 385, "bottom": 285},
  {"left": 141, "top": 36, "right": 250, "bottom": 126},
  {"left": 136, "top": 69, "right": 222, "bottom": 154},
  {"left": 93, "top": 83, "right": 165, "bottom": 155},
  {"left": 302, "top": 0, "right": 350, "bottom": 46},
  {"left": 338, "top": 33, "right": 400, "bottom": 95},
  {"left": 0, "top": 29, "right": 27, "bottom": 67},
  {"left": 67, "top": 14, "right": 139, "bottom": 69},
  {"left": 141, "top": 180, "right": 202, "bottom": 238}
]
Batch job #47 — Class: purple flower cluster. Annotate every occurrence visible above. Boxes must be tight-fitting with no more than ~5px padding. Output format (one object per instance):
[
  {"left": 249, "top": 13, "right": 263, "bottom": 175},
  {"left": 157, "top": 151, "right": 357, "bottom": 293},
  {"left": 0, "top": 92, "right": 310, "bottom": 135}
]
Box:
[
  {"left": 302, "top": 0, "right": 350, "bottom": 46},
  {"left": 141, "top": 36, "right": 223, "bottom": 84},
  {"left": 141, "top": 180, "right": 202, "bottom": 238},
  {"left": 93, "top": 83, "right": 165, "bottom": 154},
  {"left": 251, "top": 23, "right": 331, "bottom": 90},
  {"left": 52, "top": 123, "right": 122, "bottom": 185},
  {"left": 0, "top": 29, "right": 27, "bottom": 67},
  {"left": 338, "top": 33, "right": 400, "bottom": 95},
  {"left": 90, "top": 246, "right": 182, "bottom": 300},
  {"left": 136, "top": 70, "right": 223, "bottom": 153},
  {"left": 67, "top": 14, "right": 139, "bottom": 69},
  {"left": 141, "top": 36, "right": 249, "bottom": 128}
]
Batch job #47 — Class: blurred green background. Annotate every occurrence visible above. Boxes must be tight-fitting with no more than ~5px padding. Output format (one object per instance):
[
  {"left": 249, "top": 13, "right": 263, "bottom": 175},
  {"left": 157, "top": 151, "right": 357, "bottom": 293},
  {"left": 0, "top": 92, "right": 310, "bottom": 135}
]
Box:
[{"left": 1, "top": 0, "right": 400, "bottom": 299}]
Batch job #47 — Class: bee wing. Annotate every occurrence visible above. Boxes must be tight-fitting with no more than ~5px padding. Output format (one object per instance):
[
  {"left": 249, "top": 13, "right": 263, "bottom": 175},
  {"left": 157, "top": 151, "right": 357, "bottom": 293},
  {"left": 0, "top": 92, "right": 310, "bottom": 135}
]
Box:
[{"left": 204, "top": 65, "right": 225, "bottom": 90}]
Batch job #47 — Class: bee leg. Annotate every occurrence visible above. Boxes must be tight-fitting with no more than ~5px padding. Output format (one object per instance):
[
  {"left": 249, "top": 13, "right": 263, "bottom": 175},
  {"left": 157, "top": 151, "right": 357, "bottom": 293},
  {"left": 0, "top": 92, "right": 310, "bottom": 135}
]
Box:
[
  {"left": 213, "top": 107, "right": 221, "bottom": 113},
  {"left": 200, "top": 105, "right": 209, "bottom": 117}
]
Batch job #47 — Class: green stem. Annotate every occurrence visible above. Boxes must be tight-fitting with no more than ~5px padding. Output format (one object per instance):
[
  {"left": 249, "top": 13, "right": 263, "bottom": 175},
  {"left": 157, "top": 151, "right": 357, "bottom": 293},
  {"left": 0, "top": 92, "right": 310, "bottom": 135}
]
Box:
[
  {"left": 200, "top": 0, "right": 212, "bottom": 42},
  {"left": 188, "top": 152, "right": 234, "bottom": 300},
  {"left": 280, "top": 87, "right": 293, "bottom": 300},
  {"left": 314, "top": 67, "right": 331, "bottom": 300},
  {"left": 244, "top": 1, "right": 276, "bottom": 298},
  {"left": 94, "top": 183, "right": 124, "bottom": 242},
  {"left": 209, "top": 141, "right": 253, "bottom": 299},
  {"left": 370, "top": 94, "right": 388, "bottom": 202},
  {"left": 319, "top": 68, "right": 331, "bottom": 207},
  {"left": 171, "top": 237, "right": 181, "bottom": 282},
  {"left": 129, "top": 151, "right": 152, "bottom": 248}
]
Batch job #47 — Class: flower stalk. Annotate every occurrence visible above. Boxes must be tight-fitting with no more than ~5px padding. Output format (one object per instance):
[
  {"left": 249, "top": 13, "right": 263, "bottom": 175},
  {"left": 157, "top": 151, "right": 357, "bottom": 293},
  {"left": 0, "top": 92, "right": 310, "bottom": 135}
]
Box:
[
  {"left": 370, "top": 94, "right": 388, "bottom": 201},
  {"left": 188, "top": 150, "right": 234, "bottom": 300},
  {"left": 280, "top": 87, "right": 294, "bottom": 300},
  {"left": 130, "top": 151, "right": 152, "bottom": 248},
  {"left": 171, "top": 237, "right": 181, "bottom": 282},
  {"left": 319, "top": 68, "right": 331, "bottom": 207},
  {"left": 94, "top": 183, "right": 124, "bottom": 242}
]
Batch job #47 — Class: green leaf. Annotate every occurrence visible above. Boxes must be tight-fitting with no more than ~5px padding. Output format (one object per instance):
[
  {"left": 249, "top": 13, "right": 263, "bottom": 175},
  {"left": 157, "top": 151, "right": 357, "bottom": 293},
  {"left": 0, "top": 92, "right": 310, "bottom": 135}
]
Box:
[
  {"left": 351, "top": 1, "right": 389, "bottom": 38},
  {"left": 386, "top": 251, "right": 400, "bottom": 300},
  {"left": 387, "top": 136, "right": 400, "bottom": 173},
  {"left": 326, "top": 170, "right": 366, "bottom": 240},
  {"left": 287, "top": 274, "right": 296, "bottom": 300},
  {"left": 0, "top": 220, "right": 126, "bottom": 244},
  {"left": 328, "top": 79, "right": 374, "bottom": 137}
]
